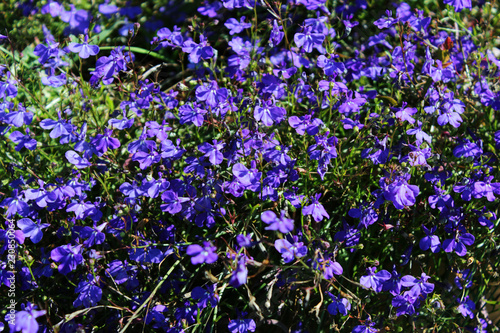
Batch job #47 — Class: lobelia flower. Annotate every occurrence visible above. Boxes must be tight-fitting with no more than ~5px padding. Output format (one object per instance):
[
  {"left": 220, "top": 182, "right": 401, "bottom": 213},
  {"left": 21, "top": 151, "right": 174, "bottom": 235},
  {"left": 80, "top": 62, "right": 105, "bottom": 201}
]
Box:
[
  {"left": 73, "top": 274, "right": 102, "bottom": 308},
  {"left": 17, "top": 218, "right": 50, "bottom": 244},
  {"left": 229, "top": 254, "right": 248, "bottom": 287},
  {"left": 182, "top": 34, "right": 214, "bottom": 64},
  {"left": 419, "top": 225, "right": 441, "bottom": 253},
  {"left": 274, "top": 235, "right": 307, "bottom": 263},
  {"left": 407, "top": 121, "right": 432, "bottom": 145},
  {"left": 68, "top": 34, "right": 100, "bottom": 58},
  {"left": 401, "top": 273, "right": 434, "bottom": 298},
  {"left": 453, "top": 139, "right": 482, "bottom": 158},
  {"left": 198, "top": 140, "right": 225, "bottom": 165},
  {"left": 187, "top": 241, "right": 218, "bottom": 265},
  {"left": 191, "top": 284, "right": 219, "bottom": 308},
  {"left": 457, "top": 296, "right": 475, "bottom": 318},
  {"left": 254, "top": 99, "right": 286, "bottom": 127},
  {"left": 442, "top": 227, "right": 475, "bottom": 256},
  {"left": 327, "top": 292, "right": 351, "bottom": 315},
  {"left": 348, "top": 202, "right": 378, "bottom": 229},
  {"left": 444, "top": 0, "right": 472, "bottom": 12},
  {"left": 360, "top": 267, "right": 391, "bottom": 292},
  {"left": 352, "top": 318, "right": 378, "bottom": 333},
  {"left": 294, "top": 25, "right": 325, "bottom": 53},
  {"left": 225, "top": 16, "right": 251, "bottom": 35},
  {"left": 179, "top": 103, "right": 206, "bottom": 127},
  {"left": 228, "top": 318, "right": 256, "bottom": 333},
  {"left": 382, "top": 173, "right": 420, "bottom": 210},
  {"left": 473, "top": 176, "right": 500, "bottom": 202},
  {"left": 269, "top": 19, "right": 284, "bottom": 47},
  {"left": 6, "top": 302, "right": 46, "bottom": 333},
  {"left": 302, "top": 193, "right": 330, "bottom": 222},
  {"left": 196, "top": 81, "right": 228, "bottom": 108},
  {"left": 50, "top": 244, "right": 84, "bottom": 275},
  {"left": 9, "top": 129, "right": 37, "bottom": 151},
  {"left": 392, "top": 291, "right": 417, "bottom": 316},
  {"left": 261, "top": 210, "right": 294, "bottom": 233},
  {"left": 393, "top": 102, "right": 417, "bottom": 124}
]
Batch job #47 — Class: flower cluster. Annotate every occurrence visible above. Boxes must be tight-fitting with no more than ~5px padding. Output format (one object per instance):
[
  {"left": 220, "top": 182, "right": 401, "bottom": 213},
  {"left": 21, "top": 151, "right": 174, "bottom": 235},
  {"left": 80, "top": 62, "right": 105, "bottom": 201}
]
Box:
[{"left": 1, "top": 0, "right": 499, "bottom": 332}]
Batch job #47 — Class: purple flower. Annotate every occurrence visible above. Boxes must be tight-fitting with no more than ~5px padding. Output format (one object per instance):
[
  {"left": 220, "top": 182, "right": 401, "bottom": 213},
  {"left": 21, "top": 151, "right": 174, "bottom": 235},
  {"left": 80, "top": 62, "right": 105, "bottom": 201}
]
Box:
[
  {"left": 179, "top": 103, "right": 206, "bottom": 127},
  {"left": 453, "top": 139, "right": 482, "bottom": 158},
  {"left": 261, "top": 210, "right": 294, "bottom": 233},
  {"left": 229, "top": 255, "right": 248, "bottom": 287},
  {"left": 382, "top": 173, "right": 419, "bottom": 210},
  {"left": 394, "top": 103, "right": 417, "bottom": 124},
  {"left": 196, "top": 81, "right": 228, "bottom": 108},
  {"left": 269, "top": 20, "right": 284, "bottom": 47},
  {"left": 160, "top": 190, "right": 190, "bottom": 214},
  {"left": 68, "top": 35, "right": 99, "bottom": 58},
  {"left": 6, "top": 302, "right": 46, "bottom": 333},
  {"left": 17, "top": 218, "right": 49, "bottom": 244},
  {"left": 294, "top": 26, "right": 325, "bottom": 53},
  {"left": 442, "top": 229, "right": 475, "bottom": 256},
  {"left": 302, "top": 193, "right": 330, "bottom": 222},
  {"left": 228, "top": 318, "right": 256, "bottom": 333},
  {"left": 50, "top": 244, "right": 84, "bottom": 275},
  {"left": 444, "top": 0, "right": 472, "bottom": 12},
  {"left": 407, "top": 121, "right": 432, "bottom": 145},
  {"left": 191, "top": 284, "right": 219, "bottom": 308},
  {"left": 274, "top": 235, "right": 307, "bottom": 263},
  {"left": 9, "top": 130, "right": 37, "bottom": 151},
  {"left": 225, "top": 16, "right": 251, "bottom": 35},
  {"left": 419, "top": 225, "right": 441, "bottom": 253},
  {"left": 74, "top": 274, "right": 102, "bottom": 308},
  {"left": 457, "top": 296, "right": 475, "bottom": 318},
  {"left": 360, "top": 267, "right": 391, "bottom": 292},
  {"left": 186, "top": 241, "right": 218, "bottom": 265},
  {"left": 198, "top": 140, "right": 225, "bottom": 165},
  {"left": 327, "top": 292, "right": 351, "bottom": 315},
  {"left": 182, "top": 34, "right": 214, "bottom": 64},
  {"left": 254, "top": 101, "right": 286, "bottom": 127},
  {"left": 348, "top": 202, "right": 378, "bottom": 229},
  {"left": 401, "top": 273, "right": 434, "bottom": 298},
  {"left": 392, "top": 292, "right": 416, "bottom": 316}
]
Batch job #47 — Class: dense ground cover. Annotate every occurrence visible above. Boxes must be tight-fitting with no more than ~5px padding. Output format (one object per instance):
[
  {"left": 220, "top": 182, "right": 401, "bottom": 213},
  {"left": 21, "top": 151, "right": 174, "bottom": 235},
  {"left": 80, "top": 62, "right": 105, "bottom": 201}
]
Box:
[{"left": 1, "top": 0, "right": 500, "bottom": 332}]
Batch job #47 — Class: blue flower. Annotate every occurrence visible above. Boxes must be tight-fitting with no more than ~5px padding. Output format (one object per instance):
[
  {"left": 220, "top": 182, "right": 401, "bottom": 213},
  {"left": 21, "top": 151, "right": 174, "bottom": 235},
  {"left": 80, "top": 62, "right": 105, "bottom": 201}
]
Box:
[
  {"left": 74, "top": 274, "right": 102, "bottom": 308},
  {"left": 50, "top": 244, "right": 84, "bottom": 275},
  {"left": 17, "top": 218, "right": 49, "bottom": 244},
  {"left": 261, "top": 210, "right": 294, "bottom": 233},
  {"left": 187, "top": 242, "right": 218, "bottom": 265}
]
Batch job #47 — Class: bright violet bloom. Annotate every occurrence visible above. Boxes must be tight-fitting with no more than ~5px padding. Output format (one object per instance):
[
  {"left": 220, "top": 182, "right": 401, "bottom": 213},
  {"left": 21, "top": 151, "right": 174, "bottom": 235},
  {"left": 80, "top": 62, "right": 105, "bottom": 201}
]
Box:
[
  {"left": 68, "top": 35, "right": 99, "bottom": 58},
  {"left": 419, "top": 225, "right": 441, "bottom": 253},
  {"left": 224, "top": 16, "right": 251, "bottom": 35},
  {"left": 196, "top": 81, "right": 228, "bottom": 108},
  {"left": 261, "top": 210, "right": 294, "bottom": 233},
  {"left": 229, "top": 254, "right": 248, "bottom": 287},
  {"left": 274, "top": 235, "right": 307, "bottom": 263},
  {"left": 392, "top": 292, "right": 417, "bottom": 316},
  {"left": 457, "top": 296, "right": 475, "bottom": 318},
  {"left": 182, "top": 34, "right": 214, "bottom": 64},
  {"left": 50, "top": 244, "right": 84, "bottom": 275},
  {"left": 17, "top": 218, "right": 50, "bottom": 244},
  {"left": 198, "top": 140, "right": 225, "bottom": 165},
  {"left": 401, "top": 273, "right": 434, "bottom": 298},
  {"left": 360, "top": 267, "right": 391, "bottom": 293},
  {"left": 9, "top": 130, "right": 37, "bottom": 151},
  {"left": 302, "top": 193, "right": 329, "bottom": 222},
  {"left": 382, "top": 173, "right": 420, "bottom": 210},
  {"left": 327, "top": 292, "right": 351, "bottom": 316},
  {"left": 187, "top": 241, "right": 218, "bottom": 265},
  {"left": 74, "top": 274, "right": 102, "bottom": 308},
  {"left": 7, "top": 302, "right": 46, "bottom": 333},
  {"left": 442, "top": 229, "right": 475, "bottom": 256},
  {"left": 294, "top": 26, "right": 325, "bottom": 53},
  {"left": 254, "top": 100, "right": 286, "bottom": 127}
]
